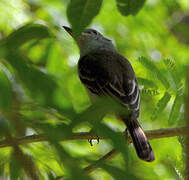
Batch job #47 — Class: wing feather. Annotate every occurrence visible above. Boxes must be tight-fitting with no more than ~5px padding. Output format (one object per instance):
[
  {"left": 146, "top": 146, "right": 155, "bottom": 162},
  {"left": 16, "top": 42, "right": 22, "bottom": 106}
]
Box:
[{"left": 78, "top": 49, "right": 140, "bottom": 118}]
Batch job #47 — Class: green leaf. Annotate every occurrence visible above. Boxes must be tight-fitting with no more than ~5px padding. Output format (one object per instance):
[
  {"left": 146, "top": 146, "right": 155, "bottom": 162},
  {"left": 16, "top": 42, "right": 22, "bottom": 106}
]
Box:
[
  {"left": 12, "top": 148, "right": 39, "bottom": 180},
  {"left": 151, "top": 92, "right": 171, "bottom": 120},
  {"left": 116, "top": 0, "right": 146, "bottom": 16},
  {"left": 0, "top": 24, "right": 54, "bottom": 59},
  {"left": 140, "top": 88, "right": 160, "bottom": 96},
  {"left": 137, "top": 77, "right": 158, "bottom": 88},
  {"left": 168, "top": 94, "right": 183, "bottom": 125},
  {"left": 67, "top": 0, "right": 102, "bottom": 38},
  {"left": 39, "top": 40, "right": 53, "bottom": 66},
  {"left": 50, "top": 142, "right": 92, "bottom": 180},
  {"left": 34, "top": 122, "right": 72, "bottom": 142},
  {"left": 71, "top": 97, "right": 127, "bottom": 127},
  {"left": 0, "top": 24, "right": 74, "bottom": 118},
  {"left": 48, "top": 172, "right": 55, "bottom": 180},
  {"left": 0, "top": 115, "right": 10, "bottom": 136},
  {"left": 71, "top": 98, "right": 129, "bottom": 162},
  {"left": 163, "top": 59, "right": 183, "bottom": 92},
  {"left": 0, "top": 64, "right": 12, "bottom": 110},
  {"left": 138, "top": 56, "right": 170, "bottom": 89},
  {"left": 10, "top": 154, "right": 22, "bottom": 180},
  {"left": 98, "top": 163, "right": 139, "bottom": 180},
  {"left": 6, "top": 52, "right": 58, "bottom": 107},
  {"left": 5, "top": 52, "right": 75, "bottom": 119},
  {"left": 94, "top": 123, "right": 129, "bottom": 163}
]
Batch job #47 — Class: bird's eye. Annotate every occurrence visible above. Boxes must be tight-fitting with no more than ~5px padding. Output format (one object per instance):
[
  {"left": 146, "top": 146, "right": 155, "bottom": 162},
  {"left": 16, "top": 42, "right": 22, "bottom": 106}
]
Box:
[
  {"left": 84, "top": 29, "right": 98, "bottom": 35},
  {"left": 91, "top": 30, "right": 98, "bottom": 35}
]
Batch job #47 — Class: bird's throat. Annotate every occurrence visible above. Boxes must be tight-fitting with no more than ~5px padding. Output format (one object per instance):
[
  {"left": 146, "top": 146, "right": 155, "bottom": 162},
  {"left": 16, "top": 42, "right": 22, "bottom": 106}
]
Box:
[{"left": 78, "top": 38, "right": 116, "bottom": 57}]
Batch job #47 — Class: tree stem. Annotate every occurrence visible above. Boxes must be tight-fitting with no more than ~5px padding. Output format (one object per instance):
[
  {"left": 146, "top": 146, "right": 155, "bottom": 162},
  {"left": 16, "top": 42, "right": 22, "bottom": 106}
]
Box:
[{"left": 0, "top": 126, "right": 188, "bottom": 149}]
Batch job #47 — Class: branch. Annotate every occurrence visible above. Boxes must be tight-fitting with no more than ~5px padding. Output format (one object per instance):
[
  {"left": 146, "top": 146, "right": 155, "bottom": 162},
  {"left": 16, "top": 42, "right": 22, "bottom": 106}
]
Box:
[
  {"left": 0, "top": 126, "right": 188, "bottom": 149},
  {"left": 0, "top": 126, "right": 188, "bottom": 174}
]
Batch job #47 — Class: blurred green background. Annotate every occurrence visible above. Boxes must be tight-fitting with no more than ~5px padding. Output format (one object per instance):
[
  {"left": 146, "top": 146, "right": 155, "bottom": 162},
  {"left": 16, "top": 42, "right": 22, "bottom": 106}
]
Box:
[{"left": 0, "top": 0, "right": 188, "bottom": 179}]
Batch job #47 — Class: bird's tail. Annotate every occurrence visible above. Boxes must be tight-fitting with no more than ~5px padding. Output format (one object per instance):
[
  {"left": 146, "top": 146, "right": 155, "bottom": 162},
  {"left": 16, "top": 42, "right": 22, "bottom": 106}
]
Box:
[{"left": 123, "top": 118, "right": 155, "bottom": 162}]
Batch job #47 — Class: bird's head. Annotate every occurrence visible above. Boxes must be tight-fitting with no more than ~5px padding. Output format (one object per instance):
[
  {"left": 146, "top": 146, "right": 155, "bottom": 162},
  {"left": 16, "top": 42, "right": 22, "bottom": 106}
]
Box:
[{"left": 63, "top": 26, "right": 115, "bottom": 57}]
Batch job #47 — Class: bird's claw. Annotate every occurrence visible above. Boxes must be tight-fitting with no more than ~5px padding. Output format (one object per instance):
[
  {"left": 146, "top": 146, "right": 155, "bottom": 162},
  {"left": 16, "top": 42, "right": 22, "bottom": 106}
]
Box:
[
  {"left": 88, "top": 139, "right": 93, "bottom": 146},
  {"left": 88, "top": 136, "right": 100, "bottom": 146},
  {"left": 97, "top": 136, "right": 99, "bottom": 144}
]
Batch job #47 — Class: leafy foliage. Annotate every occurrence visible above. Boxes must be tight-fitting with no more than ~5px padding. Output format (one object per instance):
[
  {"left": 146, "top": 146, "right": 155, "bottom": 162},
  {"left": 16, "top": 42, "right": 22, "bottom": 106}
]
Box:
[
  {"left": 116, "top": 0, "right": 146, "bottom": 16},
  {"left": 138, "top": 56, "right": 170, "bottom": 90},
  {"left": 168, "top": 94, "right": 183, "bottom": 125},
  {"left": 163, "top": 58, "right": 183, "bottom": 92},
  {"left": 67, "top": 0, "right": 102, "bottom": 38},
  {"left": 0, "top": 0, "right": 188, "bottom": 179},
  {"left": 151, "top": 92, "right": 171, "bottom": 120},
  {"left": 0, "top": 66, "right": 12, "bottom": 110},
  {"left": 6, "top": 52, "right": 58, "bottom": 107},
  {"left": 0, "top": 24, "right": 54, "bottom": 58}
]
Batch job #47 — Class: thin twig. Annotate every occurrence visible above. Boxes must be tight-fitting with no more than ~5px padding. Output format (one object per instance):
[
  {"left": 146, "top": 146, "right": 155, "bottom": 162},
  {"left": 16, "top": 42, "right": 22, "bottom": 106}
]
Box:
[
  {"left": 0, "top": 127, "right": 188, "bottom": 149},
  {"left": 84, "top": 149, "right": 118, "bottom": 174},
  {"left": 146, "top": 127, "right": 189, "bottom": 140}
]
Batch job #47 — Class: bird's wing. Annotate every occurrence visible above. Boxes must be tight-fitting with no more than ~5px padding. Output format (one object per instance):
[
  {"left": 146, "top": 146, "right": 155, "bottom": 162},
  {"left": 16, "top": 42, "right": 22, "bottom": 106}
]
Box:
[{"left": 78, "top": 49, "right": 140, "bottom": 118}]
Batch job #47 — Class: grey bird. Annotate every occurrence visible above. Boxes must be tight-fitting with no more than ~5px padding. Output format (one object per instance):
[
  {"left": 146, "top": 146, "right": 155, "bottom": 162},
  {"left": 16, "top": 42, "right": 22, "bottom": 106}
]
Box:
[{"left": 63, "top": 26, "right": 155, "bottom": 162}]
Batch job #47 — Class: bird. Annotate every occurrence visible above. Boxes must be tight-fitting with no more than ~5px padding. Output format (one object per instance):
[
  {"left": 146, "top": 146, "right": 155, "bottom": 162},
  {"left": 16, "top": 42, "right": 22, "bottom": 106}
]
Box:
[{"left": 63, "top": 26, "right": 155, "bottom": 162}]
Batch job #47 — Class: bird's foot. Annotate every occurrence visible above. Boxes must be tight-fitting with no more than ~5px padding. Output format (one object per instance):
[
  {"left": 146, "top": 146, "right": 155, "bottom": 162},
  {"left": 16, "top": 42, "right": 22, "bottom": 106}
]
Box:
[{"left": 88, "top": 136, "right": 99, "bottom": 146}]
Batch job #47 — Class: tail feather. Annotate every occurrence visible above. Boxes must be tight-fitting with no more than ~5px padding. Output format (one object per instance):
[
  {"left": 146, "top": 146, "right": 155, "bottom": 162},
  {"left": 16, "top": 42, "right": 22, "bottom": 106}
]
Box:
[{"left": 124, "top": 119, "right": 155, "bottom": 162}]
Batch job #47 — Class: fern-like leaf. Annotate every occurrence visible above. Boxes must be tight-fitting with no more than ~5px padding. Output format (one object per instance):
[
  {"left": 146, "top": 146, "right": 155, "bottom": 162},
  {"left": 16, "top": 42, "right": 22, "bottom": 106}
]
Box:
[
  {"left": 151, "top": 92, "right": 171, "bottom": 120},
  {"left": 168, "top": 94, "right": 183, "bottom": 125},
  {"left": 163, "top": 58, "right": 183, "bottom": 92},
  {"left": 138, "top": 56, "right": 170, "bottom": 90},
  {"left": 137, "top": 77, "right": 158, "bottom": 88},
  {"left": 140, "top": 88, "right": 160, "bottom": 96}
]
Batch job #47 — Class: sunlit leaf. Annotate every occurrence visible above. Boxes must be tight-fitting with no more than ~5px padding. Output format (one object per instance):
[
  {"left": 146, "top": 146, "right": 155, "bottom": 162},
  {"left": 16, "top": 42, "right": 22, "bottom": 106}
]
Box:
[
  {"left": 0, "top": 162, "right": 4, "bottom": 176},
  {"left": 138, "top": 56, "right": 170, "bottom": 89},
  {"left": 97, "top": 163, "right": 139, "bottom": 180},
  {"left": 163, "top": 59, "right": 183, "bottom": 92},
  {"left": 151, "top": 92, "right": 171, "bottom": 120},
  {"left": 34, "top": 122, "right": 72, "bottom": 142},
  {"left": 0, "top": 24, "right": 54, "bottom": 59},
  {"left": 38, "top": 40, "right": 53, "bottom": 66},
  {"left": 0, "top": 115, "right": 10, "bottom": 136},
  {"left": 137, "top": 77, "right": 158, "bottom": 88},
  {"left": 12, "top": 147, "right": 39, "bottom": 179},
  {"left": 0, "top": 64, "right": 12, "bottom": 110},
  {"left": 116, "top": 0, "right": 146, "bottom": 16},
  {"left": 168, "top": 94, "right": 183, "bottom": 125},
  {"left": 67, "top": 0, "right": 102, "bottom": 38},
  {"left": 6, "top": 52, "right": 58, "bottom": 107},
  {"left": 71, "top": 97, "right": 127, "bottom": 127},
  {"left": 5, "top": 51, "right": 75, "bottom": 119},
  {"left": 50, "top": 142, "right": 92, "bottom": 180},
  {"left": 48, "top": 172, "right": 55, "bottom": 180},
  {"left": 162, "top": 155, "right": 184, "bottom": 180},
  {"left": 10, "top": 154, "right": 22, "bottom": 180},
  {"left": 71, "top": 98, "right": 129, "bottom": 161},
  {"left": 140, "top": 88, "right": 160, "bottom": 96},
  {"left": 94, "top": 123, "right": 129, "bottom": 163}
]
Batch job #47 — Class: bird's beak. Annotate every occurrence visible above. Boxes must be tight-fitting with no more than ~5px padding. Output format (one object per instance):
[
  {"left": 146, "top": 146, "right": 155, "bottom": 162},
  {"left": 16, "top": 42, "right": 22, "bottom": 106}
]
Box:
[{"left": 62, "top": 26, "right": 73, "bottom": 36}]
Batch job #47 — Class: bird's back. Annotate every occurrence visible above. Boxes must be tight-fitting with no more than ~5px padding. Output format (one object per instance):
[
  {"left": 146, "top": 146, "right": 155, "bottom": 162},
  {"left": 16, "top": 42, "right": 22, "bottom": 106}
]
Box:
[{"left": 78, "top": 48, "right": 140, "bottom": 119}]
